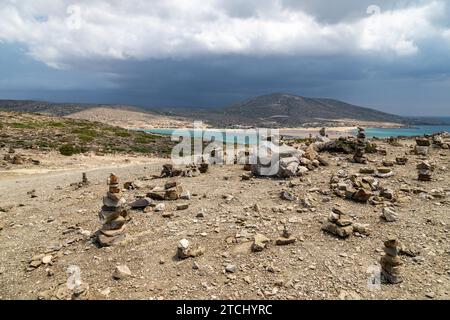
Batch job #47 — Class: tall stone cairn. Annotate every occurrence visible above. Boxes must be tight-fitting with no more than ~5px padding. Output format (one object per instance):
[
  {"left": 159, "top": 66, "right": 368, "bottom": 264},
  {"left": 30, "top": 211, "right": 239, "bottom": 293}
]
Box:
[
  {"left": 319, "top": 127, "right": 326, "bottom": 137},
  {"left": 380, "top": 236, "right": 403, "bottom": 284},
  {"left": 97, "top": 173, "right": 129, "bottom": 247},
  {"left": 414, "top": 138, "right": 430, "bottom": 156},
  {"left": 353, "top": 127, "right": 367, "bottom": 164},
  {"left": 417, "top": 160, "right": 433, "bottom": 181}
]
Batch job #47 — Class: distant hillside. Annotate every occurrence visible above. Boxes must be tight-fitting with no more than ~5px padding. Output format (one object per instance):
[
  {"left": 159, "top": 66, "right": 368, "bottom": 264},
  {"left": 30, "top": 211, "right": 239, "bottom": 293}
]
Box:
[
  {"left": 1, "top": 94, "right": 409, "bottom": 128},
  {"left": 0, "top": 100, "right": 191, "bottom": 129},
  {"left": 0, "top": 99, "right": 146, "bottom": 116},
  {"left": 181, "top": 93, "right": 406, "bottom": 127}
]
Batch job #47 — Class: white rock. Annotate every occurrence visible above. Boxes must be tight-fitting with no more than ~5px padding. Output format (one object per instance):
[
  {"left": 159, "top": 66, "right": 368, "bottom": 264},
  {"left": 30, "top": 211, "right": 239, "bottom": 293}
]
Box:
[{"left": 113, "top": 265, "right": 132, "bottom": 280}]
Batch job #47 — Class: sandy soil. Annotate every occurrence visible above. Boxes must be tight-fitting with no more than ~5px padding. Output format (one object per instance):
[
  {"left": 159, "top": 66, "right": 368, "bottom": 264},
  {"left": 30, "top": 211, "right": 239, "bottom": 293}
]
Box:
[
  {"left": 0, "top": 139, "right": 449, "bottom": 300},
  {"left": 67, "top": 107, "right": 192, "bottom": 129}
]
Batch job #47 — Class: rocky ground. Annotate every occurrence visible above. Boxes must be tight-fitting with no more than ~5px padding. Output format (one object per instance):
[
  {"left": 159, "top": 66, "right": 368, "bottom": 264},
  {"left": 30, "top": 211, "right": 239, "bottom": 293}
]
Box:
[{"left": 0, "top": 136, "right": 449, "bottom": 300}]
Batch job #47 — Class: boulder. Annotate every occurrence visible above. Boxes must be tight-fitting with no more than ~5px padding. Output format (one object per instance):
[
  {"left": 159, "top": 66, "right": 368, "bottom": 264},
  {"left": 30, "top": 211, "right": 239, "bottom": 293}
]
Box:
[
  {"left": 251, "top": 234, "right": 270, "bottom": 252},
  {"left": 113, "top": 265, "right": 132, "bottom": 280}
]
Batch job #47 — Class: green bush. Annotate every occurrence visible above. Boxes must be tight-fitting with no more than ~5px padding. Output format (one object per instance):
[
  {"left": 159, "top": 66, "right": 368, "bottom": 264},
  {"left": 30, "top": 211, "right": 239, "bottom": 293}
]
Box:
[
  {"left": 59, "top": 144, "right": 76, "bottom": 156},
  {"left": 12, "top": 122, "right": 36, "bottom": 129}
]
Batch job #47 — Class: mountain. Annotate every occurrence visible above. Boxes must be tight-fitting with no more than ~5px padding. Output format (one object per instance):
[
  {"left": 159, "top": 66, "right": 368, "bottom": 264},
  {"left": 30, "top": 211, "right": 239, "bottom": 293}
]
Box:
[
  {"left": 147, "top": 93, "right": 406, "bottom": 127},
  {"left": 1, "top": 94, "right": 407, "bottom": 128},
  {"left": 173, "top": 93, "right": 405, "bottom": 127}
]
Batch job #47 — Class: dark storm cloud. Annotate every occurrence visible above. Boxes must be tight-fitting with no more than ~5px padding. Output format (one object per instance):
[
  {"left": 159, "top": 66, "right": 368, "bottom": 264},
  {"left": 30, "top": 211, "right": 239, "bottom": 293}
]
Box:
[{"left": 0, "top": 0, "right": 450, "bottom": 116}]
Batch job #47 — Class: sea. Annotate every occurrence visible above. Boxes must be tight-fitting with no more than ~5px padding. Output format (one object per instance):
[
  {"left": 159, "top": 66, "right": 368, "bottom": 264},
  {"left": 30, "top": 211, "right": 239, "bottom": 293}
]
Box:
[
  {"left": 144, "top": 124, "right": 450, "bottom": 143},
  {"left": 364, "top": 125, "right": 450, "bottom": 138}
]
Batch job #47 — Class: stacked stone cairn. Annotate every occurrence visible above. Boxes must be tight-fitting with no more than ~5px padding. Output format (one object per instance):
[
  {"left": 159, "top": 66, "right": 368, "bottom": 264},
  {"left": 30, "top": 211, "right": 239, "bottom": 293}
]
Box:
[
  {"left": 97, "top": 173, "right": 129, "bottom": 247},
  {"left": 319, "top": 127, "right": 326, "bottom": 137},
  {"left": 353, "top": 127, "right": 367, "bottom": 164},
  {"left": 417, "top": 160, "right": 433, "bottom": 181},
  {"left": 147, "top": 181, "right": 183, "bottom": 200},
  {"left": 380, "top": 236, "right": 403, "bottom": 284},
  {"left": 414, "top": 138, "right": 430, "bottom": 156},
  {"left": 395, "top": 157, "right": 408, "bottom": 165},
  {"left": 275, "top": 226, "right": 297, "bottom": 245},
  {"left": 321, "top": 207, "right": 353, "bottom": 238}
]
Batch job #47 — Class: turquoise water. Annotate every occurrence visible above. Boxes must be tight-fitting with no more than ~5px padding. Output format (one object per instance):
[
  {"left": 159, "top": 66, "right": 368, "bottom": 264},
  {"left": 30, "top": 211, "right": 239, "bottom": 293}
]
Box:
[
  {"left": 364, "top": 126, "right": 450, "bottom": 138},
  {"left": 144, "top": 125, "right": 450, "bottom": 141}
]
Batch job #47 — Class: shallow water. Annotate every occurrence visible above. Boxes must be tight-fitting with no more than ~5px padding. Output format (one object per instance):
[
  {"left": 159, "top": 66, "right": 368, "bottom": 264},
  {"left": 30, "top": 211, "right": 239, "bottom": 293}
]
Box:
[
  {"left": 364, "top": 126, "right": 450, "bottom": 138},
  {"left": 144, "top": 125, "right": 450, "bottom": 141}
]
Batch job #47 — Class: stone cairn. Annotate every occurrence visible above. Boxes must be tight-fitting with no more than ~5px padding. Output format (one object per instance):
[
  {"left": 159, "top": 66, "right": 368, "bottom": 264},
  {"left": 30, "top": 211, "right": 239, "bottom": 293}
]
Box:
[
  {"left": 321, "top": 207, "right": 353, "bottom": 238},
  {"left": 380, "top": 236, "right": 403, "bottom": 284},
  {"left": 353, "top": 127, "right": 367, "bottom": 164},
  {"left": 414, "top": 138, "right": 430, "bottom": 156},
  {"left": 97, "top": 173, "right": 129, "bottom": 247},
  {"left": 275, "top": 226, "right": 297, "bottom": 245},
  {"left": 319, "top": 127, "right": 326, "bottom": 137},
  {"left": 417, "top": 161, "right": 433, "bottom": 181}
]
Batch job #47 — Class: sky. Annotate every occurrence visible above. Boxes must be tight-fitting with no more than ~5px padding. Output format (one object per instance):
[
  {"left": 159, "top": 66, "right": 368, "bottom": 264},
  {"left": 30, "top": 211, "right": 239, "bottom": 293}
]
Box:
[{"left": 0, "top": 0, "right": 450, "bottom": 116}]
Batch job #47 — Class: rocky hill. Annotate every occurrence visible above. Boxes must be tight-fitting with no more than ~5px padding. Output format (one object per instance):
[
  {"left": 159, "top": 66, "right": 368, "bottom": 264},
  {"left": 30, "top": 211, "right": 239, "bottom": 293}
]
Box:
[
  {"left": 186, "top": 93, "right": 405, "bottom": 127},
  {"left": 1, "top": 94, "right": 407, "bottom": 128}
]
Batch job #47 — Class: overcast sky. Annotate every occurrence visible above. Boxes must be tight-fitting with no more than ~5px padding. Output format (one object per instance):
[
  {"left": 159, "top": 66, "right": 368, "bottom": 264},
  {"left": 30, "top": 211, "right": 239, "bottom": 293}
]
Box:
[{"left": 1, "top": 0, "right": 450, "bottom": 116}]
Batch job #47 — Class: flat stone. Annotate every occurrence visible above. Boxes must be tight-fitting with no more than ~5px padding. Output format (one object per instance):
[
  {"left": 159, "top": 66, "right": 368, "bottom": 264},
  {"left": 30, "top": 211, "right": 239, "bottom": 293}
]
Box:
[
  {"left": 131, "top": 197, "right": 153, "bottom": 209},
  {"left": 97, "top": 233, "right": 125, "bottom": 247},
  {"left": 100, "top": 225, "right": 125, "bottom": 236},
  {"left": 103, "top": 196, "right": 125, "bottom": 208},
  {"left": 113, "top": 265, "right": 132, "bottom": 280},
  {"left": 359, "top": 167, "right": 375, "bottom": 174},
  {"left": 101, "top": 216, "right": 126, "bottom": 230},
  {"left": 176, "top": 204, "right": 189, "bottom": 210},
  {"left": 275, "top": 236, "right": 297, "bottom": 245}
]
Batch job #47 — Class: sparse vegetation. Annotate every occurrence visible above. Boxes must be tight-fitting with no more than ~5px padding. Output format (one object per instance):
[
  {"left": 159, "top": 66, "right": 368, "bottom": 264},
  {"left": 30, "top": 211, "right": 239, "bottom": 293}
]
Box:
[
  {"left": 59, "top": 144, "right": 77, "bottom": 156},
  {"left": 0, "top": 111, "right": 175, "bottom": 157}
]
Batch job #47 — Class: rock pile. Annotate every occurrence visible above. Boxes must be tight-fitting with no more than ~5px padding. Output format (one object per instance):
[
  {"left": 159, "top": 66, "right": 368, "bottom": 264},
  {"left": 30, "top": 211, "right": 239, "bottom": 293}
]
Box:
[
  {"left": 395, "top": 157, "right": 408, "bottom": 165},
  {"left": 417, "top": 161, "right": 433, "bottom": 181},
  {"left": 71, "top": 172, "right": 90, "bottom": 189},
  {"left": 159, "top": 162, "right": 208, "bottom": 178},
  {"left": 319, "top": 127, "right": 326, "bottom": 137},
  {"left": 160, "top": 163, "right": 183, "bottom": 178},
  {"left": 275, "top": 226, "right": 297, "bottom": 245},
  {"left": 432, "top": 132, "right": 450, "bottom": 149},
  {"left": 380, "top": 236, "right": 403, "bottom": 284},
  {"left": 147, "top": 181, "right": 183, "bottom": 200},
  {"left": 251, "top": 143, "right": 328, "bottom": 178},
  {"left": 414, "top": 138, "right": 430, "bottom": 156},
  {"left": 97, "top": 173, "right": 129, "bottom": 247},
  {"left": 330, "top": 174, "right": 378, "bottom": 203},
  {"left": 321, "top": 208, "right": 353, "bottom": 238},
  {"left": 353, "top": 127, "right": 367, "bottom": 164}
]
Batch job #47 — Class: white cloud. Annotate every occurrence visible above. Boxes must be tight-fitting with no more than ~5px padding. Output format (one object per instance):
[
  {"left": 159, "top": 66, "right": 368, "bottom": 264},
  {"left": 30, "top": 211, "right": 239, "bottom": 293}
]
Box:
[{"left": 0, "top": 0, "right": 449, "bottom": 68}]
